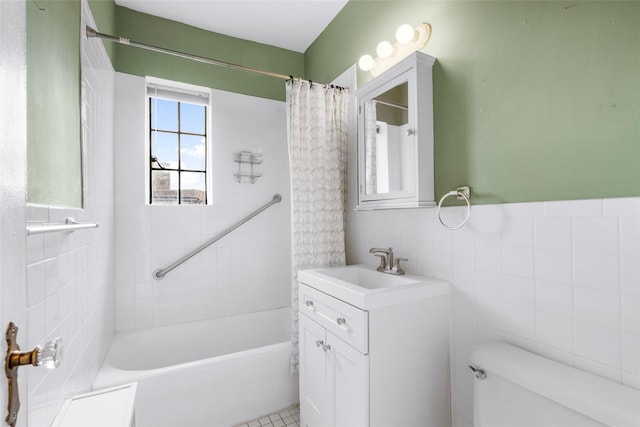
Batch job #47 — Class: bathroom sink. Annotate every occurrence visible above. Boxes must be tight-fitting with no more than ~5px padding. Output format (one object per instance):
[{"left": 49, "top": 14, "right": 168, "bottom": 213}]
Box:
[
  {"left": 298, "top": 264, "right": 449, "bottom": 310},
  {"left": 317, "top": 266, "right": 419, "bottom": 289}
]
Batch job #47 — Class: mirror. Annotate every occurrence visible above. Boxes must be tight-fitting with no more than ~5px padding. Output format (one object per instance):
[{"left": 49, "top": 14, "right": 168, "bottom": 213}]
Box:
[
  {"left": 356, "top": 52, "right": 436, "bottom": 209},
  {"left": 362, "top": 82, "right": 414, "bottom": 196},
  {"left": 27, "top": 0, "right": 83, "bottom": 208}
]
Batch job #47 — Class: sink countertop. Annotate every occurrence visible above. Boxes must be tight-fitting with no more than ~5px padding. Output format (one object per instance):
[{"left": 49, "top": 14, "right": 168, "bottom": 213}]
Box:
[{"left": 298, "top": 264, "right": 449, "bottom": 310}]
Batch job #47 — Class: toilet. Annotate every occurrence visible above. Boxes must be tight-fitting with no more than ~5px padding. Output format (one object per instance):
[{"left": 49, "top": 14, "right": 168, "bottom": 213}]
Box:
[{"left": 469, "top": 342, "right": 640, "bottom": 427}]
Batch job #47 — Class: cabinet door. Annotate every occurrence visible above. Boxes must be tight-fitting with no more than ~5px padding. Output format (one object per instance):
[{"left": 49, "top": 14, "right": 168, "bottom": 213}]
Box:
[
  {"left": 299, "top": 314, "right": 329, "bottom": 427},
  {"left": 327, "top": 332, "right": 369, "bottom": 427}
]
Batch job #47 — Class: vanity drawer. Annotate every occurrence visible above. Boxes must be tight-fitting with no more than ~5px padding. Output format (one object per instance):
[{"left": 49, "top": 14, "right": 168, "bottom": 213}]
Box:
[{"left": 298, "top": 283, "right": 368, "bottom": 354}]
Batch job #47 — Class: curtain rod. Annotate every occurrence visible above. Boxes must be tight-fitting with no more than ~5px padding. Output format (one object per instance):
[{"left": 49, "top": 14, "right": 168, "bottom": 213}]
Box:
[{"left": 85, "top": 26, "right": 344, "bottom": 90}]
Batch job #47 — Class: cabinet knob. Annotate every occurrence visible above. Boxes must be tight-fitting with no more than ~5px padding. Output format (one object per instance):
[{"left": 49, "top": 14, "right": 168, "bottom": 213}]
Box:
[
  {"left": 406, "top": 128, "right": 416, "bottom": 136},
  {"left": 336, "top": 317, "right": 346, "bottom": 326},
  {"left": 305, "top": 300, "right": 314, "bottom": 308},
  {"left": 323, "top": 344, "right": 332, "bottom": 352},
  {"left": 315, "top": 340, "right": 324, "bottom": 348}
]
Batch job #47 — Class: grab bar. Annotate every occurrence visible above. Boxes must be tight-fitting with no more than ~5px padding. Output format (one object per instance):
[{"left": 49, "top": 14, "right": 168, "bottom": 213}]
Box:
[
  {"left": 26, "top": 217, "right": 99, "bottom": 236},
  {"left": 153, "top": 194, "right": 282, "bottom": 280}
]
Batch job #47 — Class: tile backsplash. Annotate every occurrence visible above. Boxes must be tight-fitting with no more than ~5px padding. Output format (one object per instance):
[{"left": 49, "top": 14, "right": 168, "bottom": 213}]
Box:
[{"left": 346, "top": 197, "right": 640, "bottom": 427}]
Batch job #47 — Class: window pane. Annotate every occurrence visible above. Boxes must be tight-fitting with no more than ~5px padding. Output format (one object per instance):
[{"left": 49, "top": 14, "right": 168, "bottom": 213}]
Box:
[
  {"left": 180, "top": 103, "right": 205, "bottom": 134},
  {"left": 180, "top": 172, "right": 205, "bottom": 204},
  {"left": 151, "top": 131, "right": 178, "bottom": 167},
  {"left": 180, "top": 135, "right": 206, "bottom": 170},
  {"left": 151, "top": 170, "right": 178, "bottom": 204},
  {"left": 150, "top": 98, "right": 178, "bottom": 132}
]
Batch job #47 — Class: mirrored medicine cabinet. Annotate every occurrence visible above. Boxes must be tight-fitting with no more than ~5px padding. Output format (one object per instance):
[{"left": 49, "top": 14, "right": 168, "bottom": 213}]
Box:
[{"left": 355, "top": 52, "right": 436, "bottom": 209}]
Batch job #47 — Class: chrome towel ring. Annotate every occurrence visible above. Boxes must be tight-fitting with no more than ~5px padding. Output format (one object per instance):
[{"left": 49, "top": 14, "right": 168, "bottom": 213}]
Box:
[{"left": 437, "top": 186, "right": 471, "bottom": 230}]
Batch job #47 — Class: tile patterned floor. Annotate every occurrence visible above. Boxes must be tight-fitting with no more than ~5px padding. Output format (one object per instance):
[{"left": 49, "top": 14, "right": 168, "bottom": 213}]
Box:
[{"left": 234, "top": 403, "right": 300, "bottom": 427}]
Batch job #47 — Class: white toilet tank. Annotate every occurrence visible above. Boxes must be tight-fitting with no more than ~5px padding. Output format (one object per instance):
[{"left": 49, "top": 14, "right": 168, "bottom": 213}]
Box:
[{"left": 469, "top": 342, "right": 640, "bottom": 427}]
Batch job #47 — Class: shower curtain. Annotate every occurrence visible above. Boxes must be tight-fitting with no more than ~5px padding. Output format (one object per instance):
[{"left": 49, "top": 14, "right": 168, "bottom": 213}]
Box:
[{"left": 286, "top": 79, "right": 349, "bottom": 373}]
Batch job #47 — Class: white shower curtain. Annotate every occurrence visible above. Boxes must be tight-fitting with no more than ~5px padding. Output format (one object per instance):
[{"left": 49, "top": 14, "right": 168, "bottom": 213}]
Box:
[{"left": 286, "top": 79, "right": 349, "bottom": 373}]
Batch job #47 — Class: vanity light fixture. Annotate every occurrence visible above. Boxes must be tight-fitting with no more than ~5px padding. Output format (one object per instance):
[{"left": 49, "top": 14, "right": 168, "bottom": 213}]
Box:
[{"left": 359, "top": 23, "right": 432, "bottom": 77}]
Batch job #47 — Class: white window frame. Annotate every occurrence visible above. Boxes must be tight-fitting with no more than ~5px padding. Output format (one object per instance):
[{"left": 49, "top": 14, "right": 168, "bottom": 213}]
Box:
[{"left": 145, "top": 76, "right": 213, "bottom": 205}]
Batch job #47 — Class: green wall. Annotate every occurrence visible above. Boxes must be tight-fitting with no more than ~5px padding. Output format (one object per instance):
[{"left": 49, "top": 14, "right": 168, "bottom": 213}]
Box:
[
  {"left": 27, "top": 0, "right": 82, "bottom": 207},
  {"left": 87, "top": 0, "right": 117, "bottom": 63},
  {"left": 114, "top": 7, "right": 305, "bottom": 101},
  {"left": 306, "top": 1, "right": 640, "bottom": 204}
]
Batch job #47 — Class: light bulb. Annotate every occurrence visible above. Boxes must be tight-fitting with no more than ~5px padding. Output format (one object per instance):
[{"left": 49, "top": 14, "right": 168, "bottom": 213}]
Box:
[
  {"left": 358, "top": 55, "right": 374, "bottom": 71},
  {"left": 376, "top": 41, "right": 393, "bottom": 58},
  {"left": 396, "top": 24, "right": 415, "bottom": 43}
]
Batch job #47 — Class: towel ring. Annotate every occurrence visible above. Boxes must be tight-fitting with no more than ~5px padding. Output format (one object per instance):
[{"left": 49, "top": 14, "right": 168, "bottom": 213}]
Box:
[{"left": 437, "top": 186, "right": 471, "bottom": 230}]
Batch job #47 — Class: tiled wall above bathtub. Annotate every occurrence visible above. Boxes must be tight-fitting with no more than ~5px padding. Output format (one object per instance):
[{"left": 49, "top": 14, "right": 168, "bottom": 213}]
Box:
[
  {"left": 24, "top": 2, "right": 115, "bottom": 425},
  {"left": 114, "top": 73, "right": 291, "bottom": 331},
  {"left": 346, "top": 197, "right": 640, "bottom": 427}
]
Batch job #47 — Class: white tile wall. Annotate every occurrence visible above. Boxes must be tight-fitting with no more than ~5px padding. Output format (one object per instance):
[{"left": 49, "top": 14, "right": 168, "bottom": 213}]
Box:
[
  {"left": 114, "top": 73, "right": 291, "bottom": 331},
  {"left": 346, "top": 196, "right": 640, "bottom": 427},
  {"left": 23, "top": 2, "right": 115, "bottom": 425}
]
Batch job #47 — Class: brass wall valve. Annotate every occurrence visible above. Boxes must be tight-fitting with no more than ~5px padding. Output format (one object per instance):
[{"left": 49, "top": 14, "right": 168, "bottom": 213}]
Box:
[{"left": 4, "top": 322, "right": 63, "bottom": 426}]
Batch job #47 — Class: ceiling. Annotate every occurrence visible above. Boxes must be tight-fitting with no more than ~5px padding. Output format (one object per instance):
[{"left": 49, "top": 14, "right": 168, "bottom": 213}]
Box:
[{"left": 115, "top": 0, "right": 349, "bottom": 53}]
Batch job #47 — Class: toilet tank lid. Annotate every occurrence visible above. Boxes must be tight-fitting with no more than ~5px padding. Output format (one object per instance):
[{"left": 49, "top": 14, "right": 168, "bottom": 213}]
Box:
[{"left": 470, "top": 342, "right": 640, "bottom": 427}]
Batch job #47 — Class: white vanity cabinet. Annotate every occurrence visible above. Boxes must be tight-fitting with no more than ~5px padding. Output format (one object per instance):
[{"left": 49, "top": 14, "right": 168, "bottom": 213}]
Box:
[
  {"left": 299, "top": 313, "right": 368, "bottom": 427},
  {"left": 298, "top": 277, "right": 450, "bottom": 427}
]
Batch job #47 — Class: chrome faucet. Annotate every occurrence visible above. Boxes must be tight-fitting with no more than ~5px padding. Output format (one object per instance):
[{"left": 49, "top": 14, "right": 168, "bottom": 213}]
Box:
[
  {"left": 369, "top": 247, "right": 393, "bottom": 271},
  {"left": 368, "top": 247, "right": 407, "bottom": 275}
]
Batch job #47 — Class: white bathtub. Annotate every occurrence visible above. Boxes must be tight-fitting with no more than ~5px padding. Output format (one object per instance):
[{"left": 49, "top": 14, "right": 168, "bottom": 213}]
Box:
[{"left": 94, "top": 307, "right": 299, "bottom": 427}]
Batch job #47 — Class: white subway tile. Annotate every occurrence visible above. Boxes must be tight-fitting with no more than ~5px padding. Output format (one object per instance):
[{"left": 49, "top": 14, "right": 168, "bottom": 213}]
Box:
[
  {"left": 574, "top": 322, "right": 621, "bottom": 368},
  {"left": 621, "top": 255, "right": 640, "bottom": 295},
  {"left": 473, "top": 216, "right": 502, "bottom": 246},
  {"left": 453, "top": 241, "right": 475, "bottom": 269},
  {"left": 574, "top": 286, "right": 620, "bottom": 330},
  {"left": 26, "top": 234, "right": 44, "bottom": 265},
  {"left": 620, "top": 218, "right": 640, "bottom": 257},
  {"left": 623, "top": 372, "right": 640, "bottom": 389},
  {"left": 452, "top": 289, "right": 477, "bottom": 322},
  {"left": 27, "top": 262, "right": 46, "bottom": 307},
  {"left": 535, "top": 249, "right": 572, "bottom": 283},
  {"left": 44, "top": 294, "right": 60, "bottom": 336},
  {"left": 536, "top": 311, "right": 574, "bottom": 352},
  {"left": 603, "top": 197, "right": 640, "bottom": 217},
  {"left": 573, "top": 217, "right": 619, "bottom": 254},
  {"left": 476, "top": 270, "right": 502, "bottom": 302},
  {"left": 476, "top": 297, "right": 503, "bottom": 330},
  {"left": 502, "top": 217, "right": 534, "bottom": 248},
  {"left": 500, "top": 202, "right": 543, "bottom": 218},
  {"left": 503, "top": 275, "right": 534, "bottom": 309},
  {"left": 476, "top": 244, "right": 502, "bottom": 273},
  {"left": 503, "top": 246, "right": 534, "bottom": 278},
  {"left": 27, "top": 302, "right": 46, "bottom": 350},
  {"left": 502, "top": 303, "right": 535, "bottom": 340},
  {"left": 535, "top": 280, "right": 573, "bottom": 318},
  {"left": 534, "top": 217, "right": 572, "bottom": 250},
  {"left": 622, "top": 333, "right": 640, "bottom": 375},
  {"left": 543, "top": 199, "right": 602, "bottom": 217},
  {"left": 573, "top": 252, "right": 620, "bottom": 291},
  {"left": 622, "top": 293, "right": 640, "bottom": 336}
]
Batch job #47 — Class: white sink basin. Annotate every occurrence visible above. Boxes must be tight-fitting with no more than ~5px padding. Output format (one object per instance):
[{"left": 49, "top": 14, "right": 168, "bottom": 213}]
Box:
[
  {"left": 317, "top": 266, "right": 419, "bottom": 289},
  {"left": 298, "top": 264, "right": 449, "bottom": 310}
]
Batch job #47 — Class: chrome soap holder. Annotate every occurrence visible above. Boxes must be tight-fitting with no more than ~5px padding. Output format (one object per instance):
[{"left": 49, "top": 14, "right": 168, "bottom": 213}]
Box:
[{"left": 233, "top": 150, "right": 263, "bottom": 184}]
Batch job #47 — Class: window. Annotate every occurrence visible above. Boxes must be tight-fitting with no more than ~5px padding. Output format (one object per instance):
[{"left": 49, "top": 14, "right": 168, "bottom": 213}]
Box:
[{"left": 147, "top": 79, "right": 211, "bottom": 204}]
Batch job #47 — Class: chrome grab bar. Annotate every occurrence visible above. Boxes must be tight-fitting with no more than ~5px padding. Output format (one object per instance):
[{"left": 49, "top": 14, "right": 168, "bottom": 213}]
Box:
[
  {"left": 153, "top": 194, "right": 282, "bottom": 280},
  {"left": 26, "top": 217, "right": 99, "bottom": 236}
]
